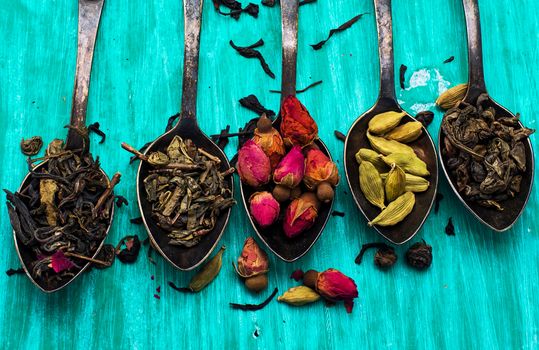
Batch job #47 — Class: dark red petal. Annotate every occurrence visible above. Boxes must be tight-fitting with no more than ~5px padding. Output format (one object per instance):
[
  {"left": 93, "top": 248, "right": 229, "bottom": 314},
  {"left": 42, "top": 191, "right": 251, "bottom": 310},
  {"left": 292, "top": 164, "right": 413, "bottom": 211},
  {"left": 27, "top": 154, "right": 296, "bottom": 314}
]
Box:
[{"left": 290, "top": 269, "right": 304, "bottom": 281}]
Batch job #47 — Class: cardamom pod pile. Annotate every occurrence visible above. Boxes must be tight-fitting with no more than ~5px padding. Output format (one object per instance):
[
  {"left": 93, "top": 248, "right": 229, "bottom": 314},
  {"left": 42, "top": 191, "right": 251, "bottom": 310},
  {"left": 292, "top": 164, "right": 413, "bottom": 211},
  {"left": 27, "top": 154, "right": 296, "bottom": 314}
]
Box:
[{"left": 356, "top": 111, "right": 431, "bottom": 226}]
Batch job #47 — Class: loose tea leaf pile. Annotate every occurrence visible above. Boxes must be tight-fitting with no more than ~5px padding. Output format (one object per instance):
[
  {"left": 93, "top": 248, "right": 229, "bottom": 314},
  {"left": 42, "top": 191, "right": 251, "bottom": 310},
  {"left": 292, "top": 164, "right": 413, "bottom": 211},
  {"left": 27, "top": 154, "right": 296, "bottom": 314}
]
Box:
[
  {"left": 141, "top": 136, "right": 235, "bottom": 247},
  {"left": 5, "top": 139, "right": 120, "bottom": 289},
  {"left": 441, "top": 93, "right": 534, "bottom": 210}
]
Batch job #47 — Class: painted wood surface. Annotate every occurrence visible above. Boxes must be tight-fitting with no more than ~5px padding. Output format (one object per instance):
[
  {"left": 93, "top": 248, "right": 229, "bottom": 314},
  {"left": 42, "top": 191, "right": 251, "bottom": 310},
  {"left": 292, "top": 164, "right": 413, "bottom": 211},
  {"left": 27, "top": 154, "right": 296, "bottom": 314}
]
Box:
[{"left": 0, "top": 0, "right": 537, "bottom": 349}]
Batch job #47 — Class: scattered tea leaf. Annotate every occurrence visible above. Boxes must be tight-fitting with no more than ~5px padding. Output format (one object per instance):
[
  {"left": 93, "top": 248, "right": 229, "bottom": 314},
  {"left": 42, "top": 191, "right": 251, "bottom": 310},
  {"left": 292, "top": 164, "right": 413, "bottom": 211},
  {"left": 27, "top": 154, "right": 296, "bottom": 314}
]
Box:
[
  {"left": 168, "top": 281, "right": 192, "bottom": 293},
  {"left": 331, "top": 210, "right": 345, "bottom": 217},
  {"left": 239, "top": 94, "right": 276, "bottom": 116},
  {"left": 355, "top": 242, "right": 392, "bottom": 265},
  {"left": 445, "top": 217, "right": 455, "bottom": 236},
  {"left": 415, "top": 111, "right": 434, "bottom": 127},
  {"left": 230, "top": 39, "right": 275, "bottom": 78},
  {"left": 261, "top": 0, "right": 276, "bottom": 6},
  {"left": 443, "top": 56, "right": 455, "bottom": 64},
  {"left": 299, "top": 0, "right": 317, "bottom": 5},
  {"left": 115, "top": 195, "right": 129, "bottom": 208},
  {"left": 5, "top": 268, "right": 25, "bottom": 277},
  {"left": 269, "top": 80, "right": 323, "bottom": 94},
  {"left": 310, "top": 13, "right": 368, "bottom": 50},
  {"left": 399, "top": 64, "right": 407, "bottom": 89},
  {"left": 20, "top": 136, "right": 43, "bottom": 156},
  {"left": 212, "top": 0, "right": 259, "bottom": 19},
  {"left": 334, "top": 130, "right": 346, "bottom": 142},
  {"left": 434, "top": 192, "right": 444, "bottom": 214},
  {"left": 230, "top": 287, "right": 278, "bottom": 310},
  {"left": 116, "top": 235, "right": 141, "bottom": 263},
  {"left": 130, "top": 217, "right": 143, "bottom": 225},
  {"left": 88, "top": 122, "right": 106, "bottom": 144}
]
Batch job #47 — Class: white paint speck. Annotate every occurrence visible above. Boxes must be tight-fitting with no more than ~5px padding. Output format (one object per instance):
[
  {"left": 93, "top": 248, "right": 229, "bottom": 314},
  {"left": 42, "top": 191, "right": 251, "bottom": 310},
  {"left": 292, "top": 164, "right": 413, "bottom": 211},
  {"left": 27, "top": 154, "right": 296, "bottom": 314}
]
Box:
[
  {"left": 434, "top": 68, "right": 451, "bottom": 94},
  {"left": 407, "top": 69, "right": 430, "bottom": 90},
  {"left": 410, "top": 102, "right": 436, "bottom": 114}
]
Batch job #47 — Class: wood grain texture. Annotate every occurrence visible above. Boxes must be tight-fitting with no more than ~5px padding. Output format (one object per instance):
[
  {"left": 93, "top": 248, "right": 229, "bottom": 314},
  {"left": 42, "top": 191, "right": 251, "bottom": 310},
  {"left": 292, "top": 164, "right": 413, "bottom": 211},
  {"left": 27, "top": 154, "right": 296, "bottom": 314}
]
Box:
[{"left": 0, "top": 0, "right": 537, "bottom": 349}]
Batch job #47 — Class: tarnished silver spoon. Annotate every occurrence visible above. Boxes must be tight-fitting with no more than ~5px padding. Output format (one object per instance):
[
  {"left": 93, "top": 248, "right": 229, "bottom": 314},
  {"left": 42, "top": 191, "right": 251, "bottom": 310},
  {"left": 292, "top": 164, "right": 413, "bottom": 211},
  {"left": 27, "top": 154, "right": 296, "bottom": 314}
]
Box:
[
  {"left": 438, "top": 0, "right": 534, "bottom": 231},
  {"left": 239, "top": 0, "right": 334, "bottom": 262},
  {"left": 131, "top": 0, "right": 233, "bottom": 270},
  {"left": 12, "top": 0, "right": 118, "bottom": 293},
  {"left": 344, "top": 0, "right": 438, "bottom": 245}
]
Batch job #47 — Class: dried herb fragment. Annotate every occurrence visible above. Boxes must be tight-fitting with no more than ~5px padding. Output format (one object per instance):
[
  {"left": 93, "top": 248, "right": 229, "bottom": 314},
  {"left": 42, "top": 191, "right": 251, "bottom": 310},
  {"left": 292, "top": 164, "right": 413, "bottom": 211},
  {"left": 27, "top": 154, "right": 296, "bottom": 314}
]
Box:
[
  {"left": 374, "top": 246, "right": 397, "bottom": 269},
  {"left": 399, "top": 64, "right": 407, "bottom": 89},
  {"left": 445, "top": 217, "right": 455, "bottom": 236},
  {"left": 311, "top": 13, "right": 368, "bottom": 50},
  {"left": 116, "top": 235, "right": 141, "bottom": 263},
  {"left": 20, "top": 136, "right": 43, "bottom": 156},
  {"left": 406, "top": 240, "right": 432, "bottom": 270},
  {"left": 434, "top": 192, "right": 444, "bottom": 214},
  {"left": 334, "top": 130, "right": 346, "bottom": 142},
  {"left": 230, "top": 287, "right": 278, "bottom": 311},
  {"left": 239, "top": 95, "right": 275, "bottom": 116},
  {"left": 331, "top": 210, "right": 345, "bottom": 217},
  {"left": 88, "top": 122, "right": 106, "bottom": 144},
  {"left": 6, "top": 268, "right": 25, "bottom": 276},
  {"left": 230, "top": 39, "right": 275, "bottom": 79},
  {"left": 355, "top": 242, "right": 392, "bottom": 265},
  {"left": 443, "top": 56, "right": 455, "bottom": 63},
  {"left": 290, "top": 269, "right": 304, "bottom": 281},
  {"left": 269, "top": 80, "right": 323, "bottom": 94},
  {"left": 415, "top": 111, "right": 434, "bottom": 127}
]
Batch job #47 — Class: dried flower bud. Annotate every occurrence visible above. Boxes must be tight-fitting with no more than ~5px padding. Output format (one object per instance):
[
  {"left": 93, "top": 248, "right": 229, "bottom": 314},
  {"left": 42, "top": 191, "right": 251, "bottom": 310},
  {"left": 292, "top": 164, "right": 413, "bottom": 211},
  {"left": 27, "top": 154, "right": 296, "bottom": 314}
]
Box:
[
  {"left": 405, "top": 240, "right": 432, "bottom": 270},
  {"left": 273, "top": 146, "right": 305, "bottom": 188},
  {"left": 374, "top": 246, "right": 397, "bottom": 269},
  {"left": 237, "top": 140, "right": 271, "bottom": 187},
  {"left": 278, "top": 286, "right": 321, "bottom": 306},
  {"left": 283, "top": 193, "right": 320, "bottom": 238},
  {"left": 303, "top": 148, "right": 339, "bottom": 190},
  {"left": 280, "top": 95, "right": 318, "bottom": 147},
  {"left": 252, "top": 115, "right": 286, "bottom": 169},
  {"left": 245, "top": 274, "right": 268, "bottom": 293},
  {"left": 249, "top": 191, "right": 280, "bottom": 228},
  {"left": 316, "top": 268, "right": 358, "bottom": 313},
  {"left": 235, "top": 237, "right": 269, "bottom": 278},
  {"left": 302, "top": 269, "right": 319, "bottom": 289},
  {"left": 316, "top": 181, "right": 334, "bottom": 203},
  {"left": 272, "top": 185, "right": 291, "bottom": 202}
]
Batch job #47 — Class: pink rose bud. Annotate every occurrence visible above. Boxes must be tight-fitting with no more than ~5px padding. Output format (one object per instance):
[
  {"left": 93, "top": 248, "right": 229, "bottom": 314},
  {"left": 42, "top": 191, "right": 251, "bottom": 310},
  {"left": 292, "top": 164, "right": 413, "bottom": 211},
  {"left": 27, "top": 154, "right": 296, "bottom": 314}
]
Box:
[
  {"left": 303, "top": 148, "right": 339, "bottom": 190},
  {"left": 235, "top": 237, "right": 269, "bottom": 278},
  {"left": 237, "top": 140, "right": 271, "bottom": 187},
  {"left": 316, "top": 268, "right": 358, "bottom": 313},
  {"left": 273, "top": 146, "right": 305, "bottom": 188},
  {"left": 283, "top": 193, "right": 320, "bottom": 238},
  {"left": 249, "top": 191, "right": 280, "bottom": 228},
  {"left": 280, "top": 95, "right": 319, "bottom": 147}
]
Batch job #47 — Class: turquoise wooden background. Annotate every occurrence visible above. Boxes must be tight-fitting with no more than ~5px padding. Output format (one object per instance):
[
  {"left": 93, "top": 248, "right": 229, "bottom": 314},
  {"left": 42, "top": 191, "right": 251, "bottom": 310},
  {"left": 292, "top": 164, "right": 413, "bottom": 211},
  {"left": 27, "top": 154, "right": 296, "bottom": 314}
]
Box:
[{"left": 1, "top": 0, "right": 537, "bottom": 349}]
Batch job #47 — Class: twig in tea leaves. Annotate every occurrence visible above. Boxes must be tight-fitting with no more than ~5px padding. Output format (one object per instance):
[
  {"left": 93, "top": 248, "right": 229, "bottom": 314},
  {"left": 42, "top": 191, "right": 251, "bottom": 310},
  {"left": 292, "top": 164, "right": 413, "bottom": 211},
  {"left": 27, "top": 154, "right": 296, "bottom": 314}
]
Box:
[
  {"left": 310, "top": 13, "right": 368, "bottom": 50},
  {"left": 334, "top": 130, "right": 346, "bottom": 142},
  {"left": 88, "top": 122, "right": 106, "bottom": 144},
  {"left": 445, "top": 217, "right": 455, "bottom": 236},
  {"left": 239, "top": 95, "right": 275, "bottom": 116},
  {"left": 399, "top": 64, "right": 407, "bottom": 89},
  {"left": 5, "top": 268, "right": 25, "bottom": 277},
  {"left": 230, "top": 287, "right": 278, "bottom": 311},
  {"left": 355, "top": 242, "right": 392, "bottom": 265},
  {"left": 443, "top": 56, "right": 455, "bottom": 63},
  {"left": 230, "top": 40, "right": 275, "bottom": 79},
  {"left": 269, "top": 80, "right": 323, "bottom": 94}
]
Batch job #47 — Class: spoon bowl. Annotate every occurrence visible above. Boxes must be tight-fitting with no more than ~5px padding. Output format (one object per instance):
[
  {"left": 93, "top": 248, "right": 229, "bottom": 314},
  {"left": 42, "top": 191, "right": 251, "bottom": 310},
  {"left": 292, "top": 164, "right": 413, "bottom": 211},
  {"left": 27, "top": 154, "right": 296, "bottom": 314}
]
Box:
[{"left": 344, "top": 0, "right": 438, "bottom": 244}]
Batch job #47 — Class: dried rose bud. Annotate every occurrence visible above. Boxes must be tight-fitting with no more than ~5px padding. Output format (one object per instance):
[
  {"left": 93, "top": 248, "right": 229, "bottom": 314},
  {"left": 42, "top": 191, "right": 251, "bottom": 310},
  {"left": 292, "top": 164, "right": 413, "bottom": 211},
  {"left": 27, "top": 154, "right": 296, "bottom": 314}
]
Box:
[
  {"left": 245, "top": 274, "right": 268, "bottom": 293},
  {"left": 234, "top": 237, "right": 269, "bottom": 278},
  {"left": 273, "top": 146, "right": 305, "bottom": 188},
  {"left": 374, "top": 246, "right": 397, "bottom": 269},
  {"left": 405, "top": 240, "right": 432, "bottom": 270},
  {"left": 316, "top": 268, "right": 358, "bottom": 313},
  {"left": 303, "top": 148, "right": 339, "bottom": 190},
  {"left": 237, "top": 140, "right": 271, "bottom": 187},
  {"left": 316, "top": 181, "right": 334, "bottom": 203},
  {"left": 272, "top": 184, "right": 291, "bottom": 203},
  {"left": 249, "top": 191, "right": 280, "bottom": 228},
  {"left": 283, "top": 193, "right": 320, "bottom": 238},
  {"left": 280, "top": 95, "right": 318, "bottom": 147},
  {"left": 252, "top": 114, "right": 286, "bottom": 169}
]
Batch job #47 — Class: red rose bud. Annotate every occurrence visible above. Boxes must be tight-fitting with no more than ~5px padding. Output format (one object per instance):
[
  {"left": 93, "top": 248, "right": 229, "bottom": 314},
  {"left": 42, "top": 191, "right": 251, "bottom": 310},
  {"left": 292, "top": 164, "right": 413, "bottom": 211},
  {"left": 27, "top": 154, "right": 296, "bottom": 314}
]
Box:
[
  {"left": 316, "top": 268, "right": 358, "bottom": 313},
  {"left": 273, "top": 146, "right": 305, "bottom": 188},
  {"left": 235, "top": 237, "right": 269, "bottom": 278},
  {"left": 280, "top": 95, "right": 318, "bottom": 147},
  {"left": 303, "top": 148, "right": 339, "bottom": 190},
  {"left": 283, "top": 193, "right": 320, "bottom": 238},
  {"left": 252, "top": 115, "right": 286, "bottom": 169},
  {"left": 237, "top": 140, "right": 271, "bottom": 187},
  {"left": 249, "top": 191, "right": 280, "bottom": 228}
]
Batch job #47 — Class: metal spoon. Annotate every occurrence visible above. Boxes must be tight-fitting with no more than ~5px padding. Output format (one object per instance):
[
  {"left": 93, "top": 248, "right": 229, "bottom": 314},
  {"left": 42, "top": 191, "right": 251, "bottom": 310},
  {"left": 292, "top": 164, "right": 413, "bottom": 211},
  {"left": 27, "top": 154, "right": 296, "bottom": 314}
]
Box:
[
  {"left": 134, "top": 0, "right": 233, "bottom": 270},
  {"left": 13, "top": 0, "right": 117, "bottom": 293},
  {"left": 239, "top": 0, "right": 334, "bottom": 262},
  {"left": 344, "top": 0, "right": 438, "bottom": 245},
  {"left": 438, "top": 0, "right": 534, "bottom": 231}
]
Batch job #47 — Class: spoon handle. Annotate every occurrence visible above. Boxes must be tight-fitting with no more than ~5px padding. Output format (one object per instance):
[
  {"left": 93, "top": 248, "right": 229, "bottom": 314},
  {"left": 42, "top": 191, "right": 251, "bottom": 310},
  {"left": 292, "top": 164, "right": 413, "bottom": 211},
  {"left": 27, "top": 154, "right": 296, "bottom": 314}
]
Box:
[
  {"left": 66, "top": 0, "right": 105, "bottom": 151},
  {"left": 280, "top": 0, "right": 299, "bottom": 104},
  {"left": 374, "top": 0, "right": 397, "bottom": 102},
  {"left": 463, "top": 0, "right": 487, "bottom": 93},
  {"left": 178, "top": 0, "right": 203, "bottom": 128}
]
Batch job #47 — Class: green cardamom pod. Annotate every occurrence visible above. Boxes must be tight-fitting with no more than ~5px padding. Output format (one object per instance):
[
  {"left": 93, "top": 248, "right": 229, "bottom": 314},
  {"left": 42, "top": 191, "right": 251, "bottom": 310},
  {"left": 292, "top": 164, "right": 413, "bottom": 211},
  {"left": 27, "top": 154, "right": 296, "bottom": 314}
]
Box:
[
  {"left": 367, "top": 131, "right": 415, "bottom": 156},
  {"left": 385, "top": 164, "right": 406, "bottom": 202},
  {"left": 436, "top": 83, "right": 468, "bottom": 110},
  {"left": 385, "top": 121, "right": 423, "bottom": 143},
  {"left": 355, "top": 148, "right": 388, "bottom": 172},
  {"left": 368, "top": 111, "right": 406, "bottom": 135},
  {"left": 368, "top": 192, "right": 415, "bottom": 227},
  {"left": 359, "top": 161, "right": 386, "bottom": 210},
  {"left": 188, "top": 246, "right": 225, "bottom": 292},
  {"left": 380, "top": 172, "right": 430, "bottom": 192},
  {"left": 382, "top": 153, "right": 430, "bottom": 177},
  {"left": 278, "top": 286, "right": 321, "bottom": 306}
]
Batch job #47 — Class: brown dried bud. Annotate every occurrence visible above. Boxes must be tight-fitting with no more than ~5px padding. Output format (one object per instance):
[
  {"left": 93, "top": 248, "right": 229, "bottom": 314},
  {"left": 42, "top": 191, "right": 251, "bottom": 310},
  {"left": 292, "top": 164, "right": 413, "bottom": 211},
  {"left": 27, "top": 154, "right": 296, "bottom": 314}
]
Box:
[
  {"left": 290, "top": 186, "right": 302, "bottom": 200},
  {"left": 405, "top": 240, "right": 432, "bottom": 270},
  {"left": 302, "top": 269, "right": 319, "bottom": 289},
  {"left": 272, "top": 184, "right": 291, "bottom": 202},
  {"left": 245, "top": 274, "right": 268, "bottom": 293},
  {"left": 374, "top": 247, "right": 397, "bottom": 269}
]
